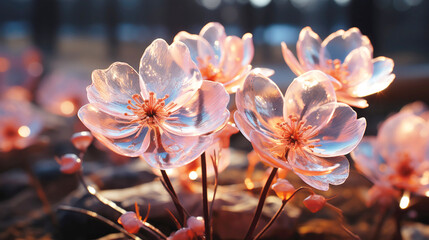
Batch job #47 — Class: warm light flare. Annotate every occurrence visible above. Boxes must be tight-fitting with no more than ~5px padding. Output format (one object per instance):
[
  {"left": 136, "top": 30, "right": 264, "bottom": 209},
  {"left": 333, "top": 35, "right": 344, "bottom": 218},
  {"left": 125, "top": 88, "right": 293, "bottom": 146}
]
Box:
[
  {"left": 189, "top": 171, "right": 198, "bottom": 180},
  {"left": 245, "top": 178, "right": 254, "bottom": 190},
  {"left": 18, "top": 126, "right": 31, "bottom": 137},
  {"left": 60, "top": 100, "right": 76, "bottom": 115},
  {"left": 399, "top": 191, "right": 410, "bottom": 209}
]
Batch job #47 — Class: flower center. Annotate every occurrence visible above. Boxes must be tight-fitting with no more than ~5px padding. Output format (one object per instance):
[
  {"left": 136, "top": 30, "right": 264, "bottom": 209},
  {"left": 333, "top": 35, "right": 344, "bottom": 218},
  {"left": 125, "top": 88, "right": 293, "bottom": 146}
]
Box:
[
  {"left": 3, "top": 125, "right": 18, "bottom": 139},
  {"left": 395, "top": 153, "right": 415, "bottom": 178},
  {"left": 124, "top": 92, "right": 176, "bottom": 127},
  {"left": 277, "top": 115, "right": 320, "bottom": 151},
  {"left": 197, "top": 56, "right": 223, "bottom": 82},
  {"left": 324, "top": 59, "right": 349, "bottom": 83}
]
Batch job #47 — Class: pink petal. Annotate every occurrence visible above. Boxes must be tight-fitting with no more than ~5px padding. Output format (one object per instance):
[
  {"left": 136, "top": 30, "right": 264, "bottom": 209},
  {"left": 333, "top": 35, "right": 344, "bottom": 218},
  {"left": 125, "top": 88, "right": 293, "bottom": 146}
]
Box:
[
  {"left": 174, "top": 31, "right": 216, "bottom": 66},
  {"left": 294, "top": 155, "right": 349, "bottom": 191},
  {"left": 281, "top": 42, "right": 305, "bottom": 75},
  {"left": 349, "top": 57, "right": 395, "bottom": 97},
  {"left": 342, "top": 47, "right": 373, "bottom": 88},
  {"left": 142, "top": 130, "right": 213, "bottom": 169},
  {"left": 297, "top": 27, "right": 322, "bottom": 70},
  {"left": 234, "top": 111, "right": 256, "bottom": 141},
  {"left": 335, "top": 91, "right": 369, "bottom": 108},
  {"left": 288, "top": 149, "right": 341, "bottom": 176},
  {"left": 88, "top": 62, "right": 141, "bottom": 116},
  {"left": 219, "top": 36, "right": 245, "bottom": 81},
  {"left": 242, "top": 33, "right": 254, "bottom": 66},
  {"left": 91, "top": 129, "right": 150, "bottom": 157},
  {"left": 311, "top": 103, "right": 366, "bottom": 157},
  {"left": 78, "top": 104, "right": 140, "bottom": 139},
  {"left": 249, "top": 130, "right": 291, "bottom": 169},
  {"left": 200, "top": 22, "right": 227, "bottom": 59},
  {"left": 223, "top": 65, "right": 252, "bottom": 93},
  {"left": 321, "top": 28, "right": 373, "bottom": 63},
  {"left": 235, "top": 72, "right": 285, "bottom": 137},
  {"left": 163, "top": 81, "right": 230, "bottom": 136},
  {"left": 350, "top": 137, "right": 389, "bottom": 184},
  {"left": 139, "top": 39, "right": 202, "bottom": 110},
  {"left": 284, "top": 70, "right": 337, "bottom": 121}
]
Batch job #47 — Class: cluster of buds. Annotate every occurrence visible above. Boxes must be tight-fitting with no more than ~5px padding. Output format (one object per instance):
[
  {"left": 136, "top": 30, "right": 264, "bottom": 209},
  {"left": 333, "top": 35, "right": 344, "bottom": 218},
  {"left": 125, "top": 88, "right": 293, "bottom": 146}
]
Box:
[{"left": 168, "top": 216, "right": 205, "bottom": 240}]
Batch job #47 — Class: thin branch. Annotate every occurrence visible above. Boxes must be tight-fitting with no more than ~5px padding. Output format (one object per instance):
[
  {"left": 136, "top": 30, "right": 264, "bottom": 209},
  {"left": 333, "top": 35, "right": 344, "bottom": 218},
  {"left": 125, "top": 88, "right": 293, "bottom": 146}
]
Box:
[
  {"left": 201, "top": 152, "right": 211, "bottom": 240},
  {"left": 160, "top": 170, "right": 188, "bottom": 226}
]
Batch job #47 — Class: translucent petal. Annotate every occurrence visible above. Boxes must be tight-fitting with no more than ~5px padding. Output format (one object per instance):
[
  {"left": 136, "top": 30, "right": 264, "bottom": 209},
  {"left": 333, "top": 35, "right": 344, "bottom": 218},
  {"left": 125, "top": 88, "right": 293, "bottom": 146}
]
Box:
[
  {"left": 142, "top": 130, "right": 213, "bottom": 169},
  {"left": 174, "top": 31, "right": 216, "bottom": 66},
  {"left": 242, "top": 33, "right": 254, "bottom": 66},
  {"left": 294, "top": 155, "right": 349, "bottom": 191},
  {"left": 92, "top": 128, "right": 150, "bottom": 157},
  {"left": 78, "top": 104, "right": 140, "bottom": 139},
  {"left": 164, "top": 81, "right": 230, "bottom": 136},
  {"left": 219, "top": 36, "right": 245, "bottom": 81},
  {"left": 284, "top": 70, "right": 337, "bottom": 120},
  {"left": 200, "top": 22, "right": 226, "bottom": 60},
  {"left": 321, "top": 28, "right": 373, "bottom": 62},
  {"left": 343, "top": 47, "right": 373, "bottom": 88},
  {"left": 350, "top": 57, "right": 395, "bottom": 97},
  {"left": 223, "top": 65, "right": 252, "bottom": 93},
  {"left": 88, "top": 62, "right": 141, "bottom": 116},
  {"left": 335, "top": 91, "right": 369, "bottom": 108},
  {"left": 234, "top": 111, "right": 255, "bottom": 141},
  {"left": 288, "top": 149, "right": 341, "bottom": 176},
  {"left": 312, "top": 103, "right": 366, "bottom": 157},
  {"left": 350, "top": 137, "right": 389, "bottom": 184},
  {"left": 377, "top": 112, "right": 429, "bottom": 163},
  {"left": 281, "top": 42, "right": 305, "bottom": 75},
  {"left": 235, "top": 72, "right": 285, "bottom": 137},
  {"left": 297, "top": 27, "right": 322, "bottom": 69},
  {"left": 249, "top": 130, "right": 291, "bottom": 170},
  {"left": 139, "top": 39, "right": 202, "bottom": 109},
  {"left": 301, "top": 101, "right": 337, "bottom": 132}
]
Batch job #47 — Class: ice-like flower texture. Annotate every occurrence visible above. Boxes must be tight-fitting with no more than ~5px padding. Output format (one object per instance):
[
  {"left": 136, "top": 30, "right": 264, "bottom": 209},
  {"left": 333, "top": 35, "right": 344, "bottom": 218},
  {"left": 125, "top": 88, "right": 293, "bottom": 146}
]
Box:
[
  {"left": 174, "top": 22, "right": 258, "bottom": 93},
  {"left": 78, "top": 39, "right": 230, "bottom": 169},
  {"left": 351, "top": 111, "right": 429, "bottom": 200},
  {"left": 0, "top": 100, "right": 43, "bottom": 152},
  {"left": 282, "top": 27, "right": 395, "bottom": 108},
  {"left": 234, "top": 70, "right": 366, "bottom": 190},
  {"left": 56, "top": 153, "right": 82, "bottom": 174}
]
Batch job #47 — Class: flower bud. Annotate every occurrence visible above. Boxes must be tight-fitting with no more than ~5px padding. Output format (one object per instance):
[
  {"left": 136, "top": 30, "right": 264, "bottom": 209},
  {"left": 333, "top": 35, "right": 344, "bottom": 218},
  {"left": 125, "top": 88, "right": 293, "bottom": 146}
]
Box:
[
  {"left": 168, "top": 228, "right": 194, "bottom": 240},
  {"left": 303, "top": 194, "right": 326, "bottom": 213},
  {"left": 58, "top": 153, "right": 81, "bottom": 174},
  {"left": 118, "top": 212, "right": 142, "bottom": 234},
  {"left": 271, "top": 179, "right": 295, "bottom": 200},
  {"left": 187, "top": 216, "right": 205, "bottom": 236},
  {"left": 71, "top": 131, "right": 93, "bottom": 152}
]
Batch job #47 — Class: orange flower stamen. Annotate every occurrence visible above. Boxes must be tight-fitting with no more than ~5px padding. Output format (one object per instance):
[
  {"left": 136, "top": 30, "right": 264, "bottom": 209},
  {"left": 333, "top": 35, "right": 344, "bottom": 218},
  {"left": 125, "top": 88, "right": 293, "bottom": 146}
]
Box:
[
  {"left": 277, "top": 115, "right": 321, "bottom": 151},
  {"left": 325, "top": 59, "right": 349, "bottom": 83},
  {"left": 197, "top": 56, "right": 224, "bottom": 81}
]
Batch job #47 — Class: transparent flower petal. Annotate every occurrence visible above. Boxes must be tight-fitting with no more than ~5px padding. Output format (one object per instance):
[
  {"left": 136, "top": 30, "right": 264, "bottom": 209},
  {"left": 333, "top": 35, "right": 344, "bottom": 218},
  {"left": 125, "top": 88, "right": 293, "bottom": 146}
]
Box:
[
  {"left": 142, "top": 130, "right": 213, "bottom": 169},
  {"left": 164, "top": 81, "right": 230, "bottom": 136},
  {"left": 350, "top": 137, "right": 389, "bottom": 184},
  {"left": 249, "top": 130, "right": 291, "bottom": 170},
  {"left": 88, "top": 62, "right": 141, "bottom": 116},
  {"left": 297, "top": 27, "right": 322, "bottom": 69},
  {"left": 321, "top": 28, "right": 373, "bottom": 62},
  {"left": 139, "top": 39, "right": 202, "bottom": 109},
  {"left": 174, "top": 31, "right": 216, "bottom": 66},
  {"left": 350, "top": 57, "right": 395, "bottom": 97},
  {"left": 281, "top": 42, "right": 305, "bottom": 75},
  {"left": 294, "top": 155, "right": 349, "bottom": 191},
  {"left": 234, "top": 111, "right": 255, "bottom": 141},
  {"left": 284, "top": 70, "right": 337, "bottom": 120},
  {"left": 78, "top": 104, "right": 140, "bottom": 139},
  {"left": 219, "top": 36, "right": 245, "bottom": 81},
  {"left": 312, "top": 103, "right": 366, "bottom": 157},
  {"left": 242, "top": 33, "right": 254, "bottom": 66},
  {"left": 223, "top": 65, "right": 252, "bottom": 93},
  {"left": 200, "top": 22, "right": 226, "bottom": 60},
  {"left": 343, "top": 47, "right": 373, "bottom": 88},
  {"left": 335, "top": 91, "right": 369, "bottom": 108},
  {"left": 288, "top": 149, "right": 341, "bottom": 176},
  {"left": 235, "top": 72, "right": 285, "bottom": 136}
]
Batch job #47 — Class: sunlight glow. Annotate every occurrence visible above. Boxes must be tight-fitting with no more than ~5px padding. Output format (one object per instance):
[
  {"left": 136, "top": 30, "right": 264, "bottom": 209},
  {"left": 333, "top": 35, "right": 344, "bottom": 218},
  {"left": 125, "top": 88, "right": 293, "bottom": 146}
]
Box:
[
  {"left": 245, "top": 178, "right": 255, "bottom": 190},
  {"left": 399, "top": 191, "right": 410, "bottom": 209},
  {"left": 87, "top": 186, "right": 96, "bottom": 194},
  {"left": 60, "top": 100, "right": 76, "bottom": 115},
  {"left": 189, "top": 171, "right": 198, "bottom": 180},
  {"left": 18, "top": 126, "right": 31, "bottom": 137}
]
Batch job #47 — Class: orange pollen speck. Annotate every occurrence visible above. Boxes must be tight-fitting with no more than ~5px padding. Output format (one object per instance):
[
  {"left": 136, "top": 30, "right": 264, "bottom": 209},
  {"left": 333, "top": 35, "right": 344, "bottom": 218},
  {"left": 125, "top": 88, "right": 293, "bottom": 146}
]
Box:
[
  {"left": 124, "top": 92, "right": 177, "bottom": 127},
  {"left": 277, "top": 115, "right": 321, "bottom": 150},
  {"left": 325, "top": 59, "right": 349, "bottom": 83},
  {"left": 197, "top": 56, "right": 223, "bottom": 81}
]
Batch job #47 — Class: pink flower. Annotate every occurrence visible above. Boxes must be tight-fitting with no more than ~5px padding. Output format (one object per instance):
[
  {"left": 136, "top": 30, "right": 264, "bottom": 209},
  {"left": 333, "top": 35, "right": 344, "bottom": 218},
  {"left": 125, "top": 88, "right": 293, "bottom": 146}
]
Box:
[
  {"left": 282, "top": 27, "right": 395, "bottom": 108},
  {"left": 174, "top": 22, "right": 262, "bottom": 93},
  {"left": 0, "top": 100, "right": 43, "bottom": 152},
  {"left": 78, "top": 39, "right": 230, "bottom": 169},
  {"left": 234, "top": 70, "right": 366, "bottom": 190},
  {"left": 351, "top": 111, "right": 429, "bottom": 198}
]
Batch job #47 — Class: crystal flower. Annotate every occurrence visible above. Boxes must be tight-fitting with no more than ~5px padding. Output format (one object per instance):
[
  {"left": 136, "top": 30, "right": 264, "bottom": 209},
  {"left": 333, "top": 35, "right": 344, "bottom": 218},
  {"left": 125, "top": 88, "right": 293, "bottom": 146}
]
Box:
[
  {"left": 234, "top": 70, "right": 366, "bottom": 190},
  {"left": 351, "top": 111, "right": 429, "bottom": 198},
  {"left": 282, "top": 27, "right": 395, "bottom": 108},
  {"left": 78, "top": 39, "right": 230, "bottom": 169},
  {"left": 0, "top": 100, "right": 43, "bottom": 152},
  {"left": 174, "top": 22, "right": 260, "bottom": 93}
]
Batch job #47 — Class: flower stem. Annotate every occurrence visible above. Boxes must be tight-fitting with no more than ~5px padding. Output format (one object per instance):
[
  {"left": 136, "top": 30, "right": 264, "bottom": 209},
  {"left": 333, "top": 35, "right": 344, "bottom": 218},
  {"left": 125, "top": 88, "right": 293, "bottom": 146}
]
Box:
[
  {"left": 244, "top": 167, "right": 278, "bottom": 240},
  {"left": 201, "top": 152, "right": 211, "bottom": 240},
  {"left": 160, "top": 169, "right": 186, "bottom": 226},
  {"left": 370, "top": 206, "right": 389, "bottom": 240}
]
